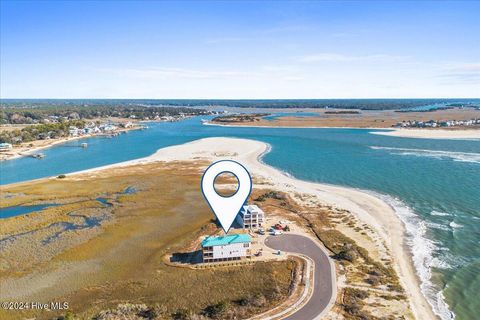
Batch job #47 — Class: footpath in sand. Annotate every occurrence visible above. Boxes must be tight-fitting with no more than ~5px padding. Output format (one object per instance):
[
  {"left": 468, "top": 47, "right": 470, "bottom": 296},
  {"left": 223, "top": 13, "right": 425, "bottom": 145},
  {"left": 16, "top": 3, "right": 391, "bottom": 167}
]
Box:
[{"left": 75, "top": 137, "right": 437, "bottom": 320}]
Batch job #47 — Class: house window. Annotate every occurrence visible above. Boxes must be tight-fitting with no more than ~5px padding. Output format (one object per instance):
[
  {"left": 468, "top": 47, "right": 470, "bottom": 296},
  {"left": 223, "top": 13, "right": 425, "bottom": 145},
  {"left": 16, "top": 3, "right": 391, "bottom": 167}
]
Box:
[{"left": 243, "top": 243, "right": 249, "bottom": 248}]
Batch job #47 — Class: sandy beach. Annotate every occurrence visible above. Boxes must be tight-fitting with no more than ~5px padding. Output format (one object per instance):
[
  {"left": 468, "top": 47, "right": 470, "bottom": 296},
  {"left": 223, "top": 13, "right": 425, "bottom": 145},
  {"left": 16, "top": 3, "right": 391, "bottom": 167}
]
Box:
[
  {"left": 0, "top": 135, "right": 91, "bottom": 161},
  {"left": 68, "top": 137, "right": 437, "bottom": 320},
  {"left": 370, "top": 128, "right": 480, "bottom": 140}
]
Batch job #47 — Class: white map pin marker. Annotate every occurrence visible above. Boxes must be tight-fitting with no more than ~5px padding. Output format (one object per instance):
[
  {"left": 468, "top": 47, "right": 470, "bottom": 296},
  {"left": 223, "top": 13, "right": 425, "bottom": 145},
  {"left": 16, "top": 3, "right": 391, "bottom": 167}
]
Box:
[{"left": 201, "top": 160, "right": 252, "bottom": 234}]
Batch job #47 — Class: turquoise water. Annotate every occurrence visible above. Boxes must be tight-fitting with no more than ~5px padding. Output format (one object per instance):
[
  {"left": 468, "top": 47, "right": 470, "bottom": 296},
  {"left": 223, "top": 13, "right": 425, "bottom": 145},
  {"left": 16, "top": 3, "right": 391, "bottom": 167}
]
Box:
[
  {"left": 409, "top": 103, "right": 452, "bottom": 111},
  {"left": 1, "top": 117, "right": 479, "bottom": 319},
  {"left": 407, "top": 101, "right": 477, "bottom": 111}
]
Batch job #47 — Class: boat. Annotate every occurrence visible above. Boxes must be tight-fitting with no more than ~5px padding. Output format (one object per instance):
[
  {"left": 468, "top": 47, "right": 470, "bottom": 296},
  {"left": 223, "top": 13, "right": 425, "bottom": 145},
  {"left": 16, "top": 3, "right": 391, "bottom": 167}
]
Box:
[{"left": 31, "top": 153, "right": 45, "bottom": 159}]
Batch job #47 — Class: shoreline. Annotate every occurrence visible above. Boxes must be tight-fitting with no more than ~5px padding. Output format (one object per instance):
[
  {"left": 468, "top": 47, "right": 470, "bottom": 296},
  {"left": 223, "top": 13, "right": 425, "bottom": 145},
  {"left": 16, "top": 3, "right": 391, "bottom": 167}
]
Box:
[
  {"left": 203, "top": 121, "right": 389, "bottom": 130},
  {"left": 205, "top": 121, "right": 479, "bottom": 140},
  {"left": 370, "top": 128, "right": 480, "bottom": 140},
  {"left": 206, "top": 106, "right": 480, "bottom": 136},
  {"left": 0, "top": 126, "right": 143, "bottom": 162},
  {"left": 1, "top": 135, "right": 92, "bottom": 161},
  {"left": 64, "top": 137, "right": 438, "bottom": 320}
]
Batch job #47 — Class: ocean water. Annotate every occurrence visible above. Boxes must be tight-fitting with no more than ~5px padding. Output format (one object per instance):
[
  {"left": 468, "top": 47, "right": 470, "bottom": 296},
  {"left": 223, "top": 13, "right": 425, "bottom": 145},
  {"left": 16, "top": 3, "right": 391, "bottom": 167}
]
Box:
[{"left": 1, "top": 117, "right": 479, "bottom": 320}]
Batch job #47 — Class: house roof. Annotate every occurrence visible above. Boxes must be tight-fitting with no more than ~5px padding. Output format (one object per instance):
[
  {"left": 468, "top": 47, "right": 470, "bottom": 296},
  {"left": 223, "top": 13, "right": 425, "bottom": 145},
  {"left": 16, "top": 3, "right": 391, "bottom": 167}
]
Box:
[
  {"left": 242, "top": 204, "right": 264, "bottom": 215},
  {"left": 201, "top": 234, "right": 251, "bottom": 247}
]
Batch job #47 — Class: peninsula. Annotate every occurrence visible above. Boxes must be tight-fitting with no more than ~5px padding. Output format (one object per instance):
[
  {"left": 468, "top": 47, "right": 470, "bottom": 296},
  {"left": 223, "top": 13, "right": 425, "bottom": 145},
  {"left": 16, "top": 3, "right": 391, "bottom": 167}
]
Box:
[
  {"left": 1, "top": 137, "right": 435, "bottom": 320},
  {"left": 208, "top": 107, "right": 480, "bottom": 140}
]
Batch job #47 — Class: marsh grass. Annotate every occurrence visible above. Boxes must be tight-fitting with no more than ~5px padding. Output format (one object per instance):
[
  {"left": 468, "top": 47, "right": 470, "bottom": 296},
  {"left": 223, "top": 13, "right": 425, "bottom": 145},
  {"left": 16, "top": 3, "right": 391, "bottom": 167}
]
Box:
[{"left": 0, "top": 162, "right": 295, "bottom": 320}]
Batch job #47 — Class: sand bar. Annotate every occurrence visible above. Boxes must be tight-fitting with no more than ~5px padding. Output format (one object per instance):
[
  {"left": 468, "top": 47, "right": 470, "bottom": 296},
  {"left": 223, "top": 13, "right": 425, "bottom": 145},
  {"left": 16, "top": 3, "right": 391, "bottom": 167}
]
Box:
[{"left": 370, "top": 128, "right": 480, "bottom": 140}]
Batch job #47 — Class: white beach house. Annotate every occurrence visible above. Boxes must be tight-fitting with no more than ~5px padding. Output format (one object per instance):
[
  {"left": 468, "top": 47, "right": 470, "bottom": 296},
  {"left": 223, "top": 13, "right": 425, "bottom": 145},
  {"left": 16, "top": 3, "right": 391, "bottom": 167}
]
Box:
[
  {"left": 236, "top": 204, "right": 265, "bottom": 230},
  {"left": 0, "top": 143, "right": 13, "bottom": 151},
  {"left": 201, "top": 234, "right": 252, "bottom": 263},
  {"left": 68, "top": 126, "right": 79, "bottom": 137}
]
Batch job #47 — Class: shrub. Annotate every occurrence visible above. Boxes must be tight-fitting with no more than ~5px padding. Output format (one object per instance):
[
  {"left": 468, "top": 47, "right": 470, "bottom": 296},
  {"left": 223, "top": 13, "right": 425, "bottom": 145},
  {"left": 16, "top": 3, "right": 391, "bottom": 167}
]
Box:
[
  {"left": 58, "top": 311, "right": 75, "bottom": 320},
  {"left": 335, "top": 249, "right": 358, "bottom": 262},
  {"left": 251, "top": 293, "right": 267, "bottom": 307},
  {"left": 57, "top": 174, "right": 66, "bottom": 179},
  {"left": 203, "top": 301, "right": 230, "bottom": 318},
  {"left": 366, "top": 276, "right": 381, "bottom": 286},
  {"left": 254, "top": 191, "right": 286, "bottom": 202},
  {"left": 172, "top": 309, "right": 194, "bottom": 320}
]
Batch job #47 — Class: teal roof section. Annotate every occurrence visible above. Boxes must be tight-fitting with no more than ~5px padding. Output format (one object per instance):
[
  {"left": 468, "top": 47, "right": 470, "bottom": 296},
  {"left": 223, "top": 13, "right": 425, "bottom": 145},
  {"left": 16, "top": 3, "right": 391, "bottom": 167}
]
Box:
[{"left": 201, "top": 234, "right": 251, "bottom": 247}]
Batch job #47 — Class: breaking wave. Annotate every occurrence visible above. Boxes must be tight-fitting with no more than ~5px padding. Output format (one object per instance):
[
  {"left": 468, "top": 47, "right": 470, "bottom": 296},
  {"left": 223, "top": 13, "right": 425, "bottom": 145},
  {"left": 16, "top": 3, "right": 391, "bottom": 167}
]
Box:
[
  {"left": 449, "top": 221, "right": 463, "bottom": 229},
  {"left": 375, "top": 193, "right": 455, "bottom": 320},
  {"left": 370, "top": 146, "right": 480, "bottom": 164},
  {"left": 430, "top": 210, "right": 452, "bottom": 217},
  {"left": 427, "top": 221, "right": 451, "bottom": 232}
]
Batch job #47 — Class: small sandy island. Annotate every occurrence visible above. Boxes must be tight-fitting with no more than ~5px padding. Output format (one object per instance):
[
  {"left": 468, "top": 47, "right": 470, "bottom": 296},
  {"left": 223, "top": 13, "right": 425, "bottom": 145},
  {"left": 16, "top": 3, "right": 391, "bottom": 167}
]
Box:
[
  {"left": 371, "top": 128, "right": 480, "bottom": 140},
  {"left": 73, "top": 137, "right": 437, "bottom": 320}
]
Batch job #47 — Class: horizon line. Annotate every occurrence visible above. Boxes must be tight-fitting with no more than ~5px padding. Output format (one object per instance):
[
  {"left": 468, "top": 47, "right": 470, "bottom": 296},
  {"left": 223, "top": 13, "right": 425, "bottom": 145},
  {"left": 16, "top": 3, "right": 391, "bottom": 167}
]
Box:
[{"left": 1, "top": 97, "right": 480, "bottom": 101}]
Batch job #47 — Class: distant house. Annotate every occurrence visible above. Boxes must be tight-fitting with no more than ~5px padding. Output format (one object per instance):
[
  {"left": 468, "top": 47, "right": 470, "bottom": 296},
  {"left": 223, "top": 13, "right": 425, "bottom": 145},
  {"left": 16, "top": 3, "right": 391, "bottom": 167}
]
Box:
[
  {"left": 102, "top": 124, "right": 117, "bottom": 132},
  {"left": 0, "top": 143, "right": 13, "bottom": 151},
  {"left": 236, "top": 205, "right": 265, "bottom": 230},
  {"left": 201, "top": 234, "right": 252, "bottom": 263},
  {"left": 69, "top": 126, "right": 79, "bottom": 136}
]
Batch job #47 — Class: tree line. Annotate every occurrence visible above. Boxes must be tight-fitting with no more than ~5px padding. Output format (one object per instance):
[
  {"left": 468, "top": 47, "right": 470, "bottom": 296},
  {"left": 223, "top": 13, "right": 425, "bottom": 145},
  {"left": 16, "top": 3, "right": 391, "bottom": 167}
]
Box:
[
  {"left": 0, "top": 120, "right": 86, "bottom": 144},
  {"left": 0, "top": 105, "right": 208, "bottom": 124}
]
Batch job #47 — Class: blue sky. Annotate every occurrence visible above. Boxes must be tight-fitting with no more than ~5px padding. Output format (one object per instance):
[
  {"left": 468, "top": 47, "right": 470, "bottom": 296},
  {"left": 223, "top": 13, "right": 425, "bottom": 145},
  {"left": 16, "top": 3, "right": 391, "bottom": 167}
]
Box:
[{"left": 1, "top": 0, "right": 479, "bottom": 99}]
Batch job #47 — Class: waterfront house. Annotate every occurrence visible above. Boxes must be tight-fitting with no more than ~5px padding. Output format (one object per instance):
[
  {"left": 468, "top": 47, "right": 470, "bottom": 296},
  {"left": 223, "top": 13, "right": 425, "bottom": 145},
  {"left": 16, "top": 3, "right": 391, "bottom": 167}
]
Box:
[
  {"left": 0, "top": 143, "right": 13, "bottom": 151},
  {"left": 236, "top": 204, "right": 265, "bottom": 230},
  {"left": 68, "top": 126, "right": 79, "bottom": 137},
  {"left": 101, "top": 124, "right": 117, "bottom": 132},
  {"left": 201, "top": 234, "right": 252, "bottom": 263}
]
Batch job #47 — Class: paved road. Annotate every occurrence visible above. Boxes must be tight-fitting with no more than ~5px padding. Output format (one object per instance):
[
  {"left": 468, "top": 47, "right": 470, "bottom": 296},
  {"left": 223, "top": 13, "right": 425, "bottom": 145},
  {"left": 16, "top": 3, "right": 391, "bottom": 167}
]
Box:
[{"left": 265, "top": 234, "right": 335, "bottom": 320}]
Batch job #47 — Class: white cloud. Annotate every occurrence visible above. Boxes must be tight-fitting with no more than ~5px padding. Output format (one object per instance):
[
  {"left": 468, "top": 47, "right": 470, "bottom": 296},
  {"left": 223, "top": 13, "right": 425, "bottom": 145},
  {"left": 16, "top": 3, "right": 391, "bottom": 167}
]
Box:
[
  {"left": 298, "top": 53, "right": 408, "bottom": 63},
  {"left": 108, "top": 67, "right": 264, "bottom": 79},
  {"left": 436, "top": 63, "right": 480, "bottom": 84},
  {"left": 101, "top": 65, "right": 305, "bottom": 82}
]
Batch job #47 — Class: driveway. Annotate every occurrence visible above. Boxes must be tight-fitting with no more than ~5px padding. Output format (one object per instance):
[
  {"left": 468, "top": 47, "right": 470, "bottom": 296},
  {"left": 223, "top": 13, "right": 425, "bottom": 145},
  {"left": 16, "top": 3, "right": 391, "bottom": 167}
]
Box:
[{"left": 265, "top": 234, "right": 335, "bottom": 320}]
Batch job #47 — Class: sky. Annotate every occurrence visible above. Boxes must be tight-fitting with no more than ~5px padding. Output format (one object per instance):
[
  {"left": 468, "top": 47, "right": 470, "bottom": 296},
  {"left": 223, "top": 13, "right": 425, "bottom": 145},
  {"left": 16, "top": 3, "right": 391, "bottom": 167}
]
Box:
[{"left": 1, "top": 0, "right": 479, "bottom": 99}]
